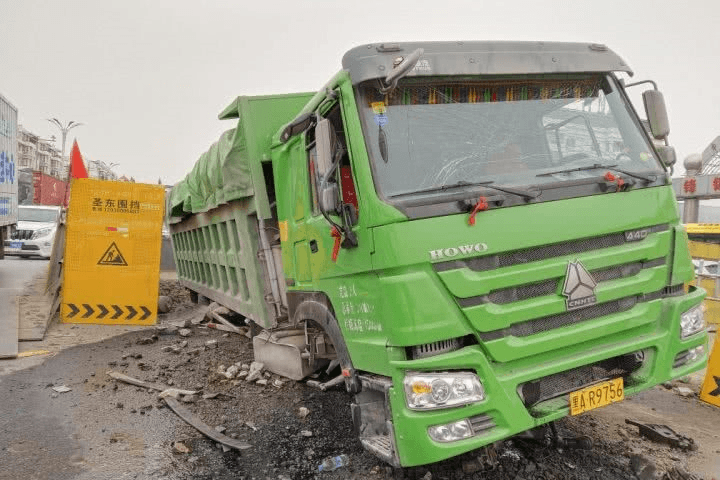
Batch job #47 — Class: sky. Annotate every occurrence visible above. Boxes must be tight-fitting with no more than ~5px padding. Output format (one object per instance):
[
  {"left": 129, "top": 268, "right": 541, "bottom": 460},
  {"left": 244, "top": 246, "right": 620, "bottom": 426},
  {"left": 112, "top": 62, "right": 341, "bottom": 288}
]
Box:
[{"left": 2, "top": 0, "right": 719, "bottom": 184}]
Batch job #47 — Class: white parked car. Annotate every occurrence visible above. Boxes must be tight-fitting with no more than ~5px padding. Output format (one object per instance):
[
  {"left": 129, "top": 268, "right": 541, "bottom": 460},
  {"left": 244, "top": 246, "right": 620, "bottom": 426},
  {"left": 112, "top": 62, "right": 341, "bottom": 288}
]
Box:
[
  {"left": 4, "top": 205, "right": 62, "bottom": 259},
  {"left": 692, "top": 259, "right": 719, "bottom": 276}
]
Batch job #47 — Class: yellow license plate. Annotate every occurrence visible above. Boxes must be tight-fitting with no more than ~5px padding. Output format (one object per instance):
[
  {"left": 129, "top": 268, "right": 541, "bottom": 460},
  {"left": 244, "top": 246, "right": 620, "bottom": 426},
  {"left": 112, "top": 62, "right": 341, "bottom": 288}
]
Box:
[{"left": 569, "top": 377, "right": 624, "bottom": 415}]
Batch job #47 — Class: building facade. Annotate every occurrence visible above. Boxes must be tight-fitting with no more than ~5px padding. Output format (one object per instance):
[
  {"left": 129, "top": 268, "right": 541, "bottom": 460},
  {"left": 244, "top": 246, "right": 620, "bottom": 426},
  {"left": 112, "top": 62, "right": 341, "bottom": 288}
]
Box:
[
  {"left": 17, "top": 126, "right": 66, "bottom": 179},
  {"left": 17, "top": 126, "right": 119, "bottom": 181}
]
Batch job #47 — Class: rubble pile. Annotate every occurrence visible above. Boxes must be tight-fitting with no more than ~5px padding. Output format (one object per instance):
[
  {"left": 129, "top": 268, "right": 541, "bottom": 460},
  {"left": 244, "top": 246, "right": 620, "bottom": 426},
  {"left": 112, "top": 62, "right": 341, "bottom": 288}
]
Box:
[{"left": 94, "top": 280, "right": 713, "bottom": 479}]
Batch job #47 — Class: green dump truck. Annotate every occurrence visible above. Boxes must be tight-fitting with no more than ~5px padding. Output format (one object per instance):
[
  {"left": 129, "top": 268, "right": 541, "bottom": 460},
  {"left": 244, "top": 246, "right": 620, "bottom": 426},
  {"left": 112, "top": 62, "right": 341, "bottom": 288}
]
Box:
[{"left": 168, "top": 41, "right": 708, "bottom": 467}]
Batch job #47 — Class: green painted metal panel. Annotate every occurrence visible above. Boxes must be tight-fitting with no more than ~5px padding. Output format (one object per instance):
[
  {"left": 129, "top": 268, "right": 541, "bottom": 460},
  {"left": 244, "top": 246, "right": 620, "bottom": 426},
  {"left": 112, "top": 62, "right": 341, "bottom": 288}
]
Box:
[
  {"left": 170, "top": 199, "right": 275, "bottom": 328},
  {"left": 437, "top": 233, "right": 671, "bottom": 299}
]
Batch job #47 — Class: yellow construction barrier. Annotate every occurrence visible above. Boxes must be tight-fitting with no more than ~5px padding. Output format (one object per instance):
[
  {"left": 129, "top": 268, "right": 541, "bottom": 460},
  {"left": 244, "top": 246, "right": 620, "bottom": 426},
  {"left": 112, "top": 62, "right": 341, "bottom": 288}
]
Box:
[
  {"left": 687, "top": 236, "right": 720, "bottom": 325},
  {"left": 700, "top": 336, "right": 720, "bottom": 408},
  {"left": 61, "top": 178, "right": 164, "bottom": 325}
]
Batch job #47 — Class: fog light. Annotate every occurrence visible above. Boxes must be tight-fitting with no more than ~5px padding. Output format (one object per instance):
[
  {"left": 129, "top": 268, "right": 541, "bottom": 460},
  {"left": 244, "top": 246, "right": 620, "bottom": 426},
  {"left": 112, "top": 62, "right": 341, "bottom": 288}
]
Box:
[
  {"left": 680, "top": 306, "right": 705, "bottom": 338},
  {"left": 674, "top": 345, "right": 706, "bottom": 368},
  {"left": 428, "top": 419, "right": 474, "bottom": 443},
  {"left": 686, "top": 345, "right": 705, "bottom": 363}
]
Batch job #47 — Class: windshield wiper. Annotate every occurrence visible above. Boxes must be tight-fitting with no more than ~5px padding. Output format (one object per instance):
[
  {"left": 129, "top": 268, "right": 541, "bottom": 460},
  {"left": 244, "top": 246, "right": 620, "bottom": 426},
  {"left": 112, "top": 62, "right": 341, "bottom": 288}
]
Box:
[
  {"left": 390, "top": 180, "right": 540, "bottom": 201},
  {"left": 606, "top": 166, "right": 658, "bottom": 183},
  {"left": 536, "top": 163, "right": 657, "bottom": 183}
]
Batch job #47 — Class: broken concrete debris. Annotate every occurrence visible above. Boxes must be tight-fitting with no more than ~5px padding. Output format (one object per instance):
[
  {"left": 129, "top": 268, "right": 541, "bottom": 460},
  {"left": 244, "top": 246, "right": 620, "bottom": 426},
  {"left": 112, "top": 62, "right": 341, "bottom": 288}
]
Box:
[
  {"left": 52, "top": 385, "right": 72, "bottom": 393},
  {"left": 156, "top": 325, "right": 178, "bottom": 336},
  {"left": 157, "top": 295, "right": 173, "bottom": 314},
  {"left": 107, "top": 371, "right": 167, "bottom": 391},
  {"left": 178, "top": 328, "right": 192, "bottom": 337},
  {"left": 246, "top": 362, "right": 264, "bottom": 382},
  {"left": 674, "top": 386, "right": 695, "bottom": 398},
  {"left": 136, "top": 336, "right": 158, "bottom": 345},
  {"left": 107, "top": 367, "right": 251, "bottom": 451},
  {"left": 224, "top": 365, "right": 239, "bottom": 379},
  {"left": 158, "top": 388, "right": 198, "bottom": 399},
  {"left": 173, "top": 441, "right": 192, "bottom": 454}
]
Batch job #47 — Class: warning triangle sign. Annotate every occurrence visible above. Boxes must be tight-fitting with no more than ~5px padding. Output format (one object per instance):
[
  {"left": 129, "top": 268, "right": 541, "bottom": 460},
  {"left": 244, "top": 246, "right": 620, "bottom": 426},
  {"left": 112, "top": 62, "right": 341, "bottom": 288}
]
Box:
[{"left": 97, "top": 242, "right": 128, "bottom": 266}]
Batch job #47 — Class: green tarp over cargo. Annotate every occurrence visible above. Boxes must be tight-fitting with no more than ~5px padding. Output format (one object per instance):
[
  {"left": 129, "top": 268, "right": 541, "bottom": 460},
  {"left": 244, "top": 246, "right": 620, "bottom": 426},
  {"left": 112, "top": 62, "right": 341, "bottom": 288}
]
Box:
[{"left": 169, "top": 93, "right": 313, "bottom": 219}]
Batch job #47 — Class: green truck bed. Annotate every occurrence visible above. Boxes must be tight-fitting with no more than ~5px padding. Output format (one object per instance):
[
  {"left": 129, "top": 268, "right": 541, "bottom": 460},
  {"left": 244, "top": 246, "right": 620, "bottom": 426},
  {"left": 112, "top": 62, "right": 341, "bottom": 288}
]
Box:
[{"left": 168, "top": 93, "right": 312, "bottom": 328}]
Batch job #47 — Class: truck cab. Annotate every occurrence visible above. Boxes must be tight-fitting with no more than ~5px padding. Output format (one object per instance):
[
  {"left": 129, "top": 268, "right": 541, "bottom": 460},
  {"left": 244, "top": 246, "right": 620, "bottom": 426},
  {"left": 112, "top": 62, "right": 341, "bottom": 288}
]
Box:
[{"left": 169, "top": 41, "right": 707, "bottom": 468}]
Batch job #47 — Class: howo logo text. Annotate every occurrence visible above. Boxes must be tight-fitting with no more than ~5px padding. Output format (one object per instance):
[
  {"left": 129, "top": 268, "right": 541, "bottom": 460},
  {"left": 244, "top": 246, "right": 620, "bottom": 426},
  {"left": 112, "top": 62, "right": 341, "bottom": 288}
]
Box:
[{"left": 429, "top": 243, "right": 488, "bottom": 260}]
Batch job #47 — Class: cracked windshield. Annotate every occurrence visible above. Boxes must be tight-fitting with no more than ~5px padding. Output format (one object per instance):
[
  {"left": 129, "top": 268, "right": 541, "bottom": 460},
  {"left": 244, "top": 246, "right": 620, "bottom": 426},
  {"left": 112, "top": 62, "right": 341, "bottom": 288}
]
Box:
[{"left": 358, "top": 74, "right": 664, "bottom": 200}]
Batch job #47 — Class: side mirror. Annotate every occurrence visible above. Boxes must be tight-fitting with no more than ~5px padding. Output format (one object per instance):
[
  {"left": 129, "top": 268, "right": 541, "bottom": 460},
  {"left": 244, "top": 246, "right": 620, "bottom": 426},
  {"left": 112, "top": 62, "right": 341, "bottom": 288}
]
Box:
[
  {"left": 315, "top": 118, "right": 335, "bottom": 180},
  {"left": 656, "top": 145, "right": 676, "bottom": 167},
  {"left": 315, "top": 118, "right": 340, "bottom": 213},
  {"left": 642, "top": 90, "right": 670, "bottom": 140}
]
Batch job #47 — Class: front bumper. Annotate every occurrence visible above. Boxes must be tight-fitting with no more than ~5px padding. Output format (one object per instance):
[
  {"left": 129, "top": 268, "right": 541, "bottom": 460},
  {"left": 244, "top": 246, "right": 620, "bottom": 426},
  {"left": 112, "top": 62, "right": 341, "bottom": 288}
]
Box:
[
  {"left": 4, "top": 238, "right": 53, "bottom": 258},
  {"left": 386, "top": 287, "right": 707, "bottom": 467}
]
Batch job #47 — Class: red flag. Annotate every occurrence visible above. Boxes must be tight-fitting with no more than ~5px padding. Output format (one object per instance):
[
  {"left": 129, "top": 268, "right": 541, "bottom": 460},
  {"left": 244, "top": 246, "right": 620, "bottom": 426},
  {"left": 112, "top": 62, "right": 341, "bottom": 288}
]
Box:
[{"left": 69, "top": 140, "right": 88, "bottom": 179}]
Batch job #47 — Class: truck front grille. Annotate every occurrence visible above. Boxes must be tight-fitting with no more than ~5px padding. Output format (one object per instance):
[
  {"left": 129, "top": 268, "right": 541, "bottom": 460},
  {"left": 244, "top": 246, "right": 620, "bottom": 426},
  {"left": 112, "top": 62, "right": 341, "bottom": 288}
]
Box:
[
  {"left": 518, "top": 350, "right": 645, "bottom": 410},
  {"left": 435, "top": 224, "right": 668, "bottom": 273},
  {"left": 478, "top": 289, "right": 665, "bottom": 341},
  {"left": 460, "top": 257, "right": 666, "bottom": 307},
  {"left": 433, "top": 223, "right": 673, "bottom": 354}
]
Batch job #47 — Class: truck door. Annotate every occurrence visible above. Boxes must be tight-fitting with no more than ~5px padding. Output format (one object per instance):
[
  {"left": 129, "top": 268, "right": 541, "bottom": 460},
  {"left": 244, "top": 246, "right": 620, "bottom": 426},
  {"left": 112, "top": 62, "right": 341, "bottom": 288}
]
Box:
[{"left": 295, "top": 98, "right": 372, "bottom": 283}]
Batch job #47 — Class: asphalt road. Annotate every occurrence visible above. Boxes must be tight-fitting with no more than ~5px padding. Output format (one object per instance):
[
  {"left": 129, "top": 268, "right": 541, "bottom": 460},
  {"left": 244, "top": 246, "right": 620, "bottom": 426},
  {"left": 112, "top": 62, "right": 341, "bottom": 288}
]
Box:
[{"left": 0, "top": 256, "right": 48, "bottom": 357}]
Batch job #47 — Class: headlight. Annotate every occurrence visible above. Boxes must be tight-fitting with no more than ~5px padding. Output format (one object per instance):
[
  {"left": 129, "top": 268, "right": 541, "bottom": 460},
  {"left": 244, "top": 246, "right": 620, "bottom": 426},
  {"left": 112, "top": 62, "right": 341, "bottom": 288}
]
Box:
[
  {"left": 428, "top": 419, "right": 474, "bottom": 443},
  {"left": 680, "top": 305, "right": 705, "bottom": 338},
  {"left": 404, "top": 372, "right": 484, "bottom": 410},
  {"left": 31, "top": 228, "right": 53, "bottom": 239}
]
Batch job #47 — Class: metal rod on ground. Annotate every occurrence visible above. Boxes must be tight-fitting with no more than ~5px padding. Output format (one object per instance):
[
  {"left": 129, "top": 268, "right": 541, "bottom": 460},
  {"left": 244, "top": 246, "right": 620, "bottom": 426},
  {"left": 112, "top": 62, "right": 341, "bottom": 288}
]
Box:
[
  {"left": 164, "top": 397, "right": 252, "bottom": 450},
  {"left": 306, "top": 374, "right": 346, "bottom": 391},
  {"left": 209, "top": 311, "right": 241, "bottom": 333},
  {"left": 207, "top": 322, "right": 244, "bottom": 334}
]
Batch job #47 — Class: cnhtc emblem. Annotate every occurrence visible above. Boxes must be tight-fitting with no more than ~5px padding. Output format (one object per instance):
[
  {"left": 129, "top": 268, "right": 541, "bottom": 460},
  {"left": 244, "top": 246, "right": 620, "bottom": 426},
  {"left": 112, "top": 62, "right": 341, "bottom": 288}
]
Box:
[{"left": 562, "top": 261, "right": 597, "bottom": 310}]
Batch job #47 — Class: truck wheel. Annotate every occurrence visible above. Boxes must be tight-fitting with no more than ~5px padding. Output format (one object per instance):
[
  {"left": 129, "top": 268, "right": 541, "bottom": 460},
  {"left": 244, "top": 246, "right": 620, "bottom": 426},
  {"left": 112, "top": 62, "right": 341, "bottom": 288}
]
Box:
[{"left": 292, "top": 297, "right": 361, "bottom": 394}]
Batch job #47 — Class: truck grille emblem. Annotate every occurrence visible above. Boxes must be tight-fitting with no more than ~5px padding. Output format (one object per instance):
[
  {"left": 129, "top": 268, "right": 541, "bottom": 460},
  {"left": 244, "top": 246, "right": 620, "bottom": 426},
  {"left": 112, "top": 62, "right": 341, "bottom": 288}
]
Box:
[{"left": 562, "top": 261, "right": 597, "bottom": 310}]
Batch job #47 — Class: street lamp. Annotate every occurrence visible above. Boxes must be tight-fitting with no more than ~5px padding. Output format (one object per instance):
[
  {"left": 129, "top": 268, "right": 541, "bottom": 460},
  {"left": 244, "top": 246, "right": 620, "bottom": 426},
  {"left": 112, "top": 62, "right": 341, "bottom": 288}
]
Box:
[
  {"left": 46, "top": 118, "right": 83, "bottom": 169},
  {"left": 92, "top": 160, "right": 119, "bottom": 180}
]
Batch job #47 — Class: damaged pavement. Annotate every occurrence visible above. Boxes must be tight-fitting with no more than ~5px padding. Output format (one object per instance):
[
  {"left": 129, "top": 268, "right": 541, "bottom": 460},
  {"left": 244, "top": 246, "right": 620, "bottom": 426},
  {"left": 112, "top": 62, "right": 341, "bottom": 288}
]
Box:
[{"left": 0, "top": 277, "right": 717, "bottom": 480}]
